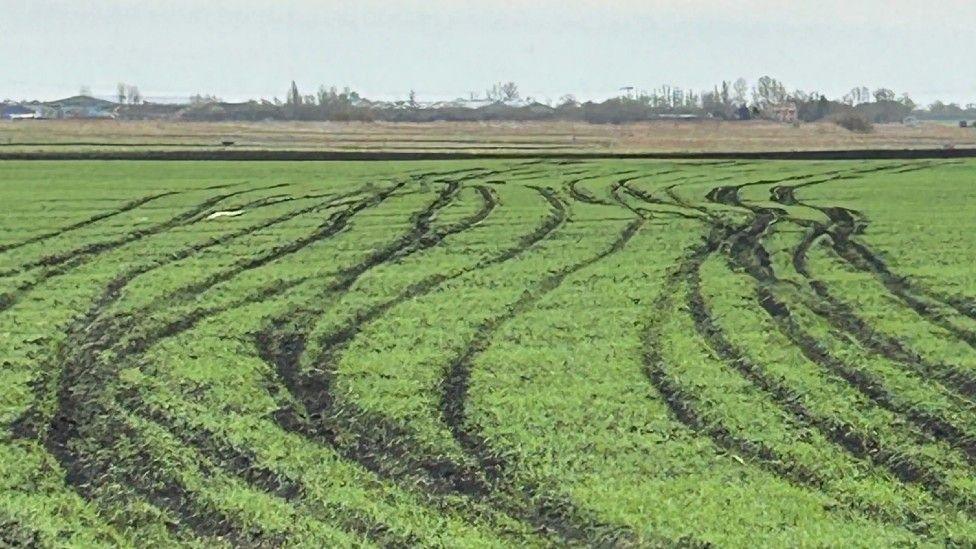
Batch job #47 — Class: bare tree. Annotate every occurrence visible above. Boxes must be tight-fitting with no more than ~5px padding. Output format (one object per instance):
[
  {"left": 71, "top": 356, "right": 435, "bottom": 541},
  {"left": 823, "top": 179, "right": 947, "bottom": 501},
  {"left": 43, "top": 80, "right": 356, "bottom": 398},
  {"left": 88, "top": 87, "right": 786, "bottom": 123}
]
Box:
[
  {"left": 79, "top": 85, "right": 92, "bottom": 97},
  {"left": 558, "top": 94, "right": 578, "bottom": 107},
  {"left": 408, "top": 89, "right": 417, "bottom": 107},
  {"left": 732, "top": 78, "right": 748, "bottom": 106},
  {"left": 873, "top": 88, "right": 896, "bottom": 102},
  {"left": 126, "top": 85, "right": 142, "bottom": 105},
  {"left": 844, "top": 86, "right": 871, "bottom": 106},
  {"left": 752, "top": 76, "right": 786, "bottom": 109},
  {"left": 485, "top": 81, "right": 519, "bottom": 102},
  {"left": 501, "top": 82, "right": 519, "bottom": 101},
  {"left": 117, "top": 83, "right": 127, "bottom": 104}
]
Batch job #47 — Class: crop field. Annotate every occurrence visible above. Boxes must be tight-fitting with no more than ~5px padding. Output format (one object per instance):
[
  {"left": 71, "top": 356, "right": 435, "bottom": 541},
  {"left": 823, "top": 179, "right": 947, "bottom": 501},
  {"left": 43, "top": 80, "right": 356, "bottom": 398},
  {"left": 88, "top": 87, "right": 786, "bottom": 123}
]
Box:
[
  {"left": 2, "top": 119, "right": 976, "bottom": 155},
  {"left": 1, "top": 158, "right": 975, "bottom": 547}
]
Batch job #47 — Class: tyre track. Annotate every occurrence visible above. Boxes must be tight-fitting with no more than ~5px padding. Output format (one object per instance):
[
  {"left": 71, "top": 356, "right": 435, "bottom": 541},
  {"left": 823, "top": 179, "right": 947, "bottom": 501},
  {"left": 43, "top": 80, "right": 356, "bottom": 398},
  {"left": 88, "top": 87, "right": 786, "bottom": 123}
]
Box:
[
  {"left": 690, "top": 232, "right": 976, "bottom": 515},
  {"left": 0, "top": 183, "right": 289, "bottom": 313},
  {"left": 633, "top": 167, "right": 974, "bottom": 536},
  {"left": 121, "top": 390, "right": 421, "bottom": 548},
  {"left": 697, "top": 172, "right": 976, "bottom": 515},
  {"left": 8, "top": 187, "right": 372, "bottom": 440},
  {"left": 639, "top": 244, "right": 932, "bottom": 535},
  {"left": 16, "top": 178, "right": 423, "bottom": 543},
  {"left": 37, "top": 168, "right": 497, "bottom": 542},
  {"left": 439, "top": 216, "right": 648, "bottom": 547},
  {"left": 0, "top": 191, "right": 177, "bottom": 255},
  {"left": 770, "top": 162, "right": 976, "bottom": 329},
  {"left": 255, "top": 177, "right": 576, "bottom": 542},
  {"left": 259, "top": 183, "right": 649, "bottom": 545},
  {"left": 791, "top": 226, "right": 976, "bottom": 404},
  {"left": 770, "top": 167, "right": 976, "bottom": 402},
  {"left": 707, "top": 171, "right": 976, "bottom": 462}
]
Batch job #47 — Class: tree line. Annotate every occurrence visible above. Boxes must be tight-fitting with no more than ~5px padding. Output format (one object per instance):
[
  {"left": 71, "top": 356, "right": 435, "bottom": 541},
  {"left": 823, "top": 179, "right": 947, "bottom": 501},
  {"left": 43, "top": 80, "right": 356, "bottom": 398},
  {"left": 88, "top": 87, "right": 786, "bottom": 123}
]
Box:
[{"left": 114, "top": 77, "right": 976, "bottom": 125}]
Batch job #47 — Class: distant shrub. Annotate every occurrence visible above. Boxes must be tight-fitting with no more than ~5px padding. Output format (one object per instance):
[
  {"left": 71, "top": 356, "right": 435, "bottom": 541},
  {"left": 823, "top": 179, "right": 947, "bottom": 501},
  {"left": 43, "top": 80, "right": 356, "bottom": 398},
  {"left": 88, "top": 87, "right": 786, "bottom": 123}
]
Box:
[{"left": 832, "top": 111, "right": 874, "bottom": 133}]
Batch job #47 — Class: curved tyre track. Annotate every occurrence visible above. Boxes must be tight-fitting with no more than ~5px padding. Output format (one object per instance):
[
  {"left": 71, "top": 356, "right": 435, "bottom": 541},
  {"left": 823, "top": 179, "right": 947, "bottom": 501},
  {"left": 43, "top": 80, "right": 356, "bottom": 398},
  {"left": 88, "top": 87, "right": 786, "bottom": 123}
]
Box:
[
  {"left": 439, "top": 216, "right": 648, "bottom": 547},
  {"left": 642, "top": 228, "right": 942, "bottom": 536},
  {"left": 0, "top": 183, "right": 290, "bottom": 313},
  {"left": 16, "top": 177, "right": 428, "bottom": 543},
  {"left": 259, "top": 183, "right": 652, "bottom": 545},
  {"left": 633, "top": 167, "right": 974, "bottom": 537},
  {"left": 790, "top": 227, "right": 976, "bottom": 405},
  {"left": 699, "top": 171, "right": 976, "bottom": 517},
  {"left": 257, "top": 183, "right": 576, "bottom": 541},
  {"left": 33, "top": 168, "right": 502, "bottom": 542},
  {"left": 709, "top": 173, "right": 976, "bottom": 466},
  {"left": 121, "top": 390, "right": 421, "bottom": 548},
  {"left": 771, "top": 164, "right": 976, "bottom": 344},
  {"left": 0, "top": 191, "right": 177, "bottom": 255}
]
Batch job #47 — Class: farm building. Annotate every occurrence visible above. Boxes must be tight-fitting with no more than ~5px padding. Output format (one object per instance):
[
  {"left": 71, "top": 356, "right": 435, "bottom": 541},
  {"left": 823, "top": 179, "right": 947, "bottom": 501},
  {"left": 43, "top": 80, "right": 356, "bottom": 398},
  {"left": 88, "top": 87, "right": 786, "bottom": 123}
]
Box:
[
  {"left": 42, "top": 95, "right": 118, "bottom": 119},
  {"left": 1, "top": 104, "right": 38, "bottom": 120}
]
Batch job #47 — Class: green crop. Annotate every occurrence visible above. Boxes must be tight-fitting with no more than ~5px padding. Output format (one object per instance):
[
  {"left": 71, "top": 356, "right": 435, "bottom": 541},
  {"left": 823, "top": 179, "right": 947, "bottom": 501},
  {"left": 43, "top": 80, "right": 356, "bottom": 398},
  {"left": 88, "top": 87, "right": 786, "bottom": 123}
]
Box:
[{"left": 1, "top": 159, "right": 975, "bottom": 547}]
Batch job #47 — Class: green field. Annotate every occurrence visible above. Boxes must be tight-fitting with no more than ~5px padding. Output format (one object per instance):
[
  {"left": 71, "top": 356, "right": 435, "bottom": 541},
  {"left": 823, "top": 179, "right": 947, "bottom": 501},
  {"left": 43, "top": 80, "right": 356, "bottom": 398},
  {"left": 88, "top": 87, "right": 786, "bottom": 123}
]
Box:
[{"left": 1, "top": 159, "right": 975, "bottom": 547}]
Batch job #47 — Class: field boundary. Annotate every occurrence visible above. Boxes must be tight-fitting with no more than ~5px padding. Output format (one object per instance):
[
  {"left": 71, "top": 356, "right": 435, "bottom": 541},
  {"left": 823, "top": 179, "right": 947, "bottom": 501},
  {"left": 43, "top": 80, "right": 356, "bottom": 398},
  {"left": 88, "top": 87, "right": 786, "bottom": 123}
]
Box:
[{"left": 1, "top": 148, "right": 976, "bottom": 161}]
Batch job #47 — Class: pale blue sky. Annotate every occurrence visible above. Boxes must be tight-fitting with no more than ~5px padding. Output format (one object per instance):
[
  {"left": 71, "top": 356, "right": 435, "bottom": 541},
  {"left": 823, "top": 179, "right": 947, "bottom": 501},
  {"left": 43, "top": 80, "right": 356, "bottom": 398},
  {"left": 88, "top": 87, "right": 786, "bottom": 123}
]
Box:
[{"left": 2, "top": 0, "right": 973, "bottom": 105}]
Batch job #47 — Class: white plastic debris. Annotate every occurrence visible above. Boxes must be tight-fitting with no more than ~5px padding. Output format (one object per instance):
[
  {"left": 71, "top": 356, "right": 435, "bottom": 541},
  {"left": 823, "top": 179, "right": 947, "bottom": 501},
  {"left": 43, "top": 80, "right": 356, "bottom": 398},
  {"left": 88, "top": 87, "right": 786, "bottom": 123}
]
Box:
[{"left": 205, "top": 210, "right": 245, "bottom": 220}]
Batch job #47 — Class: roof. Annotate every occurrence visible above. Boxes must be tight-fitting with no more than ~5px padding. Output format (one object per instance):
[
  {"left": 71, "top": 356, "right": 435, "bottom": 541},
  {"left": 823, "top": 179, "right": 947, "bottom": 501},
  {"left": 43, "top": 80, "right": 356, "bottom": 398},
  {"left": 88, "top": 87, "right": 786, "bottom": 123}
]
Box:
[
  {"left": 1, "top": 104, "right": 35, "bottom": 115},
  {"left": 43, "top": 95, "right": 117, "bottom": 108}
]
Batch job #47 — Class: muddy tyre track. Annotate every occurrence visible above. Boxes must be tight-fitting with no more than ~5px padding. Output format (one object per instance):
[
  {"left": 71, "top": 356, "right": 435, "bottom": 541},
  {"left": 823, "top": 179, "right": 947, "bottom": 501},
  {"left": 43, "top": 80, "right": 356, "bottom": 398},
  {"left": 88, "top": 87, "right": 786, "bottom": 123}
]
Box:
[
  {"left": 15, "top": 178, "right": 427, "bottom": 543},
  {"left": 770, "top": 163, "right": 976, "bottom": 344},
  {"left": 639, "top": 244, "right": 935, "bottom": 536},
  {"left": 790, "top": 227, "right": 976, "bottom": 405},
  {"left": 699, "top": 171, "right": 976, "bottom": 517},
  {"left": 255, "top": 178, "right": 582, "bottom": 543},
  {"left": 439, "top": 217, "right": 648, "bottom": 547},
  {"left": 0, "top": 191, "right": 178, "bottom": 255},
  {"left": 259, "top": 184, "right": 649, "bottom": 545},
  {"left": 0, "top": 183, "right": 290, "bottom": 313},
  {"left": 121, "top": 390, "right": 420, "bottom": 548},
  {"left": 28, "top": 168, "right": 501, "bottom": 542}
]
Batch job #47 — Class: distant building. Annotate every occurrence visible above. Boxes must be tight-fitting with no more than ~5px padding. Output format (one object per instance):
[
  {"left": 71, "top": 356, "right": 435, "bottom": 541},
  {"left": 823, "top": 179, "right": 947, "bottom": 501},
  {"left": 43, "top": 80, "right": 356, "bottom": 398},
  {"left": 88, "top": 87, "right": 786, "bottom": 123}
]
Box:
[
  {"left": 1, "top": 104, "right": 37, "bottom": 120},
  {"left": 42, "top": 95, "right": 118, "bottom": 119}
]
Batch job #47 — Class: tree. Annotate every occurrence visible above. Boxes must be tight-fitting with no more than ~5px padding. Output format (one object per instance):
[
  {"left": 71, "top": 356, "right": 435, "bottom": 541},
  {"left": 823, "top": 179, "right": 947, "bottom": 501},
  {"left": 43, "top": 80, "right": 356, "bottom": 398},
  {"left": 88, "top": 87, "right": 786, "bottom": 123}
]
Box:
[
  {"left": 79, "top": 86, "right": 92, "bottom": 97},
  {"left": 500, "top": 81, "right": 520, "bottom": 101},
  {"left": 899, "top": 93, "right": 916, "bottom": 110},
  {"left": 873, "top": 88, "right": 896, "bottom": 102},
  {"left": 408, "top": 89, "right": 417, "bottom": 107},
  {"left": 720, "top": 81, "right": 731, "bottom": 107},
  {"left": 558, "top": 94, "right": 578, "bottom": 107},
  {"left": 845, "top": 86, "right": 871, "bottom": 106},
  {"left": 317, "top": 85, "right": 330, "bottom": 106},
  {"left": 126, "top": 85, "right": 142, "bottom": 105},
  {"left": 190, "top": 94, "right": 220, "bottom": 105},
  {"left": 485, "top": 83, "right": 499, "bottom": 101},
  {"left": 752, "top": 76, "right": 786, "bottom": 109},
  {"left": 485, "top": 82, "right": 520, "bottom": 102},
  {"left": 732, "top": 78, "right": 748, "bottom": 106},
  {"left": 117, "top": 83, "right": 127, "bottom": 105},
  {"left": 791, "top": 89, "right": 810, "bottom": 102},
  {"left": 287, "top": 81, "right": 302, "bottom": 106}
]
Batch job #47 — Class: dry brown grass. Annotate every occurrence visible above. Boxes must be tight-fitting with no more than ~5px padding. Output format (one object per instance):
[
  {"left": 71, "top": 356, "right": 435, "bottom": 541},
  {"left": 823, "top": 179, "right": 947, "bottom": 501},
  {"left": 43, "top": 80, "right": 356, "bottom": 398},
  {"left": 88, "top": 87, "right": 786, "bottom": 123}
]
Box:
[{"left": 0, "top": 119, "right": 974, "bottom": 154}]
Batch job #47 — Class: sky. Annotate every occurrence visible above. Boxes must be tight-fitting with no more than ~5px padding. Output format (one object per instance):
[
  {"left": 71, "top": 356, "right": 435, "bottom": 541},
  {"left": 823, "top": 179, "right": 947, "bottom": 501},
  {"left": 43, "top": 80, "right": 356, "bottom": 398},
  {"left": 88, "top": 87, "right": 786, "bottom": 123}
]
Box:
[{"left": 2, "top": 0, "right": 974, "bottom": 106}]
